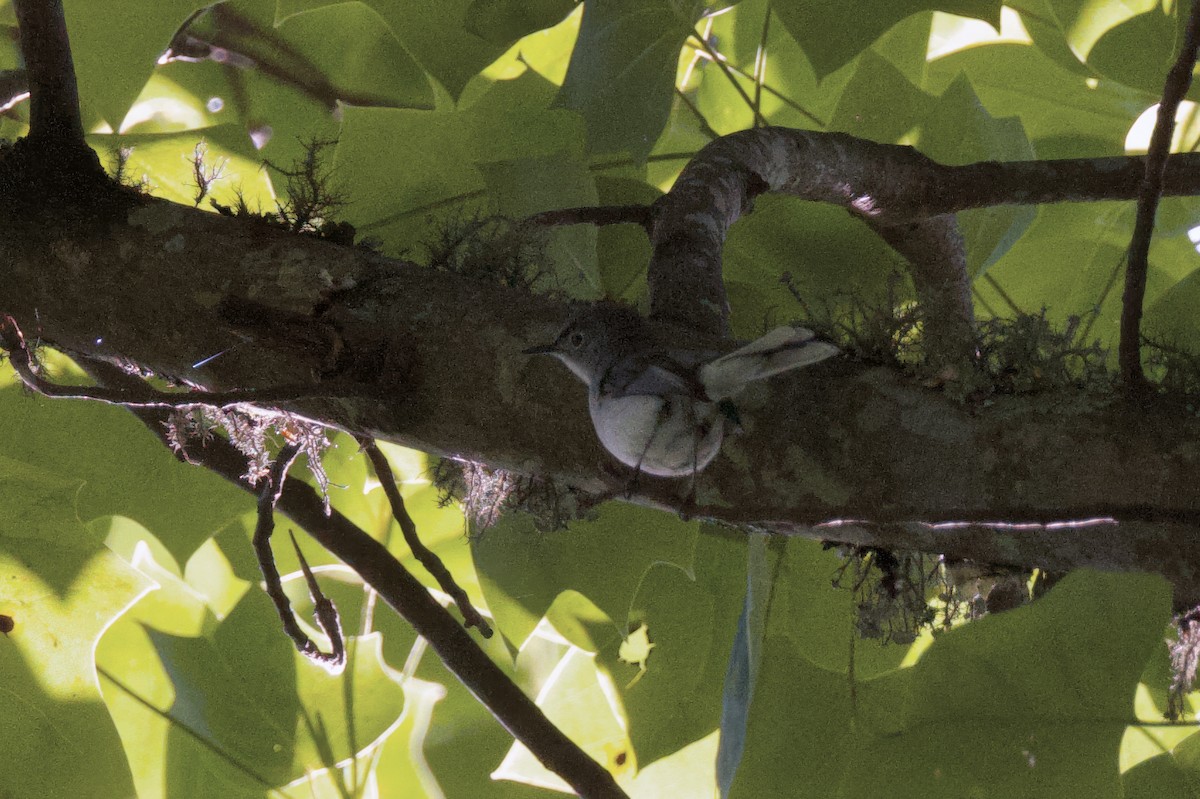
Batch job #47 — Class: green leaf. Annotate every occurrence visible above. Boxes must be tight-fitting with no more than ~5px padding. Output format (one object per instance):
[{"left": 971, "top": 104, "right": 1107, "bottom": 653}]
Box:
[
  {"left": 362, "top": 0, "right": 508, "bottom": 99},
  {"left": 334, "top": 104, "right": 586, "bottom": 252},
  {"left": 411, "top": 617, "right": 566, "bottom": 798},
  {"left": 1123, "top": 748, "right": 1200, "bottom": 796},
  {"left": 555, "top": 0, "right": 701, "bottom": 160},
  {"left": 828, "top": 50, "right": 934, "bottom": 143},
  {"left": 494, "top": 647, "right": 630, "bottom": 787},
  {"left": 979, "top": 201, "right": 1187, "bottom": 351},
  {"left": 724, "top": 565, "right": 1170, "bottom": 798},
  {"left": 925, "top": 42, "right": 1150, "bottom": 157},
  {"left": 465, "top": 0, "right": 580, "bottom": 46},
  {"left": 689, "top": 0, "right": 860, "bottom": 134},
  {"left": 64, "top": 0, "right": 215, "bottom": 128},
  {"left": 719, "top": 536, "right": 910, "bottom": 795},
  {"left": 771, "top": 0, "right": 1001, "bottom": 80},
  {"left": 843, "top": 571, "right": 1170, "bottom": 798},
  {"left": 0, "top": 373, "right": 253, "bottom": 565},
  {"left": 599, "top": 527, "right": 747, "bottom": 766},
  {"left": 918, "top": 73, "right": 1036, "bottom": 277},
  {"left": 146, "top": 587, "right": 406, "bottom": 792},
  {"left": 89, "top": 126, "right": 275, "bottom": 208},
  {"left": 478, "top": 151, "right": 602, "bottom": 296},
  {"left": 472, "top": 502, "right": 698, "bottom": 648},
  {"left": 272, "top": 1, "right": 436, "bottom": 110},
  {"left": 594, "top": 175, "right": 660, "bottom": 300},
  {"left": 1009, "top": 0, "right": 1177, "bottom": 97},
  {"left": 721, "top": 195, "right": 913, "bottom": 337},
  {"left": 1085, "top": 6, "right": 1179, "bottom": 97},
  {"left": 0, "top": 483, "right": 152, "bottom": 799}
]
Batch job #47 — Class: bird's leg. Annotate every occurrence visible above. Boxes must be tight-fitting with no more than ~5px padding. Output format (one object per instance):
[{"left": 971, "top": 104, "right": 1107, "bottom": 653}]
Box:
[
  {"left": 628, "top": 402, "right": 669, "bottom": 498},
  {"left": 677, "top": 404, "right": 704, "bottom": 520}
]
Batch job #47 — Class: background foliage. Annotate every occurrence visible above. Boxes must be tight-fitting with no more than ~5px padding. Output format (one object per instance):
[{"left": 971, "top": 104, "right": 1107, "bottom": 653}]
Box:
[{"left": 1, "top": 0, "right": 1198, "bottom": 797}]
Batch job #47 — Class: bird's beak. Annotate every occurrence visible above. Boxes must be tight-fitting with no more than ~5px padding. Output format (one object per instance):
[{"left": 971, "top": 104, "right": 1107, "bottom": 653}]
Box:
[{"left": 521, "top": 342, "right": 558, "bottom": 356}]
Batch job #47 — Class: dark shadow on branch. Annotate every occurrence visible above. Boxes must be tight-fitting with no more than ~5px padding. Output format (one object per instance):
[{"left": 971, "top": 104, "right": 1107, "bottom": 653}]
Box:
[{"left": 0, "top": 314, "right": 364, "bottom": 408}]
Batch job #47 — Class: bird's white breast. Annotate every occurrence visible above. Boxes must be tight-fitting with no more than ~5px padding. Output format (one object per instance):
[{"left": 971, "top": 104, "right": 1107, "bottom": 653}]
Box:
[{"left": 588, "top": 390, "right": 723, "bottom": 477}]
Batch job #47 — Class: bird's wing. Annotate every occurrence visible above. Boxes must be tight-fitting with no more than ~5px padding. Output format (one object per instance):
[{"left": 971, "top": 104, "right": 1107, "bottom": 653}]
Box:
[{"left": 700, "top": 326, "right": 839, "bottom": 400}]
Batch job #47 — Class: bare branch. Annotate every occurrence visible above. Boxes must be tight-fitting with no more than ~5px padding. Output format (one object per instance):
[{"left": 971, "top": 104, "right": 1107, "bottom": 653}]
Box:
[
  {"left": 359, "top": 437, "right": 493, "bottom": 638},
  {"left": 254, "top": 442, "right": 346, "bottom": 672},
  {"left": 522, "top": 204, "right": 656, "bottom": 234},
  {"left": 1120, "top": 0, "right": 1200, "bottom": 388},
  {"left": 75, "top": 358, "right": 629, "bottom": 799},
  {"left": 287, "top": 530, "right": 345, "bottom": 660}
]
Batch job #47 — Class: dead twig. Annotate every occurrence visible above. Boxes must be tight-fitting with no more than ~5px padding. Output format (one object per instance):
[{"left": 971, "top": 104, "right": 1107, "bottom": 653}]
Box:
[
  {"left": 522, "top": 204, "right": 656, "bottom": 235},
  {"left": 359, "top": 438, "right": 492, "bottom": 638},
  {"left": 253, "top": 442, "right": 346, "bottom": 672}
]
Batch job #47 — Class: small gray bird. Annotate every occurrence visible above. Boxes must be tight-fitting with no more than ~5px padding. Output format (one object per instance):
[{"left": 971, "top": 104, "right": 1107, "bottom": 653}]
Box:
[{"left": 523, "top": 304, "right": 839, "bottom": 480}]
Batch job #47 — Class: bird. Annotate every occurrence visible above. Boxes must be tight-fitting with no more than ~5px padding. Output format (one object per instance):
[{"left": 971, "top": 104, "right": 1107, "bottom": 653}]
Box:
[{"left": 523, "top": 303, "right": 839, "bottom": 483}]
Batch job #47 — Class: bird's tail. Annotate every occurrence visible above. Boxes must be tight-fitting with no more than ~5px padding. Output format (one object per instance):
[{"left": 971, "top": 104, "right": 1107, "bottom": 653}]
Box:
[{"left": 699, "top": 326, "right": 839, "bottom": 400}]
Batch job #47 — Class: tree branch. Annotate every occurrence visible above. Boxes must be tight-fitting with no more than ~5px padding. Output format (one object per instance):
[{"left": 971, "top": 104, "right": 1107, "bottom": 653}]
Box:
[
  {"left": 253, "top": 441, "right": 346, "bottom": 671},
  {"left": 77, "top": 358, "right": 630, "bottom": 799},
  {"left": 359, "top": 437, "right": 493, "bottom": 638},
  {"left": 866, "top": 214, "right": 975, "bottom": 366},
  {"left": 0, "top": 313, "right": 363, "bottom": 408},
  {"left": 523, "top": 204, "right": 656, "bottom": 233},
  {"left": 1120, "top": 0, "right": 1200, "bottom": 388},
  {"left": 12, "top": 0, "right": 83, "bottom": 146},
  {"left": 776, "top": 518, "right": 1200, "bottom": 611},
  {"left": 8, "top": 132, "right": 1200, "bottom": 603}
]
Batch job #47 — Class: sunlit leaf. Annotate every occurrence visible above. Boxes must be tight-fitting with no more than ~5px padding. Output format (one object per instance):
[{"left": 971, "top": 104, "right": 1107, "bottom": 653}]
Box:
[
  {"left": 65, "top": 0, "right": 213, "bottom": 128},
  {"left": 918, "top": 73, "right": 1036, "bottom": 277},
  {"left": 0, "top": 475, "right": 152, "bottom": 799},
  {"left": 770, "top": 0, "right": 1001, "bottom": 79},
  {"left": 0, "top": 370, "right": 253, "bottom": 565},
  {"left": 472, "top": 502, "right": 698, "bottom": 648},
  {"left": 555, "top": 0, "right": 702, "bottom": 160}
]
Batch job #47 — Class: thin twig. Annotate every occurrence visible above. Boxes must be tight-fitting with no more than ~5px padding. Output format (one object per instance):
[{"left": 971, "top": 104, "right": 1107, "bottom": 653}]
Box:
[
  {"left": 1120, "top": 0, "right": 1200, "bottom": 388},
  {"left": 288, "top": 530, "right": 346, "bottom": 659},
  {"left": 674, "top": 87, "right": 721, "bottom": 140},
  {"left": 522, "top": 204, "right": 655, "bottom": 235},
  {"left": 254, "top": 442, "right": 346, "bottom": 672},
  {"left": 359, "top": 437, "right": 493, "bottom": 638},
  {"left": 0, "top": 314, "right": 359, "bottom": 408},
  {"left": 75, "top": 358, "right": 628, "bottom": 798},
  {"left": 752, "top": 5, "right": 771, "bottom": 127},
  {"left": 687, "top": 32, "right": 768, "bottom": 128}
]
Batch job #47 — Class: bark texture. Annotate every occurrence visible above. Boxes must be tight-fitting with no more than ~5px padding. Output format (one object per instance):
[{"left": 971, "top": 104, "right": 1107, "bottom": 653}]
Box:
[{"left": 2, "top": 189, "right": 1198, "bottom": 603}]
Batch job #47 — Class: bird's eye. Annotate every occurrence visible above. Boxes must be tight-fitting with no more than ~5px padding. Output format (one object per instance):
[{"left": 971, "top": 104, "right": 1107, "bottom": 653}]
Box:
[{"left": 568, "top": 331, "right": 585, "bottom": 348}]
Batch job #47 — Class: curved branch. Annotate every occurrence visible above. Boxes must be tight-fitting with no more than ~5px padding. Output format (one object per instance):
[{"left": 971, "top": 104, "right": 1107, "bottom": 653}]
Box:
[
  {"left": 1120, "top": 0, "right": 1200, "bottom": 388},
  {"left": 647, "top": 128, "right": 977, "bottom": 363},
  {"left": 867, "top": 214, "right": 975, "bottom": 367}
]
